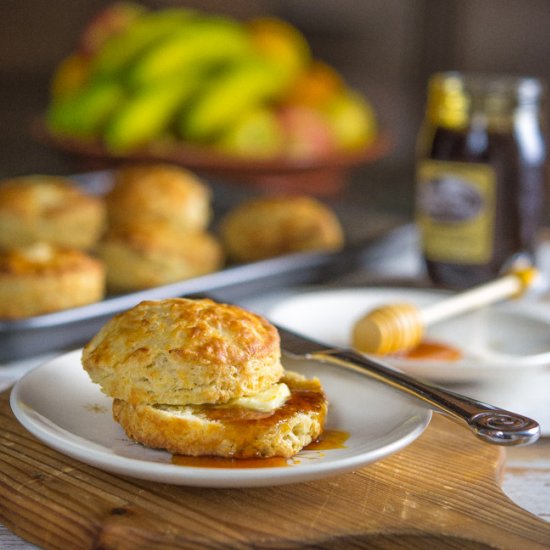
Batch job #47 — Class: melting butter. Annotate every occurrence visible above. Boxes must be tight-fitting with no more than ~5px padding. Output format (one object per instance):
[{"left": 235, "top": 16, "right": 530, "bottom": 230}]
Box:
[
  {"left": 21, "top": 242, "right": 53, "bottom": 262},
  {"left": 223, "top": 383, "right": 291, "bottom": 412}
]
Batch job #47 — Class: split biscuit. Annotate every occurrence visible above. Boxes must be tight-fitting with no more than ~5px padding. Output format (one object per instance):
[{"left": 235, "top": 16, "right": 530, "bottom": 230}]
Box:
[
  {"left": 0, "top": 175, "right": 105, "bottom": 250},
  {"left": 220, "top": 194, "right": 344, "bottom": 262},
  {"left": 0, "top": 242, "right": 105, "bottom": 319}
]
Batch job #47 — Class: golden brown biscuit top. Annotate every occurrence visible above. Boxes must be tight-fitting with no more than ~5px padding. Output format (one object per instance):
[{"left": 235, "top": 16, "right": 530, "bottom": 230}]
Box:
[
  {"left": 82, "top": 298, "right": 283, "bottom": 405},
  {"left": 220, "top": 194, "right": 344, "bottom": 261},
  {"left": 0, "top": 243, "right": 103, "bottom": 276},
  {"left": 0, "top": 175, "right": 102, "bottom": 218},
  {"left": 114, "top": 163, "right": 205, "bottom": 188},
  {"left": 107, "top": 164, "right": 210, "bottom": 214},
  {"left": 223, "top": 194, "right": 339, "bottom": 224},
  {"left": 88, "top": 298, "right": 279, "bottom": 367}
]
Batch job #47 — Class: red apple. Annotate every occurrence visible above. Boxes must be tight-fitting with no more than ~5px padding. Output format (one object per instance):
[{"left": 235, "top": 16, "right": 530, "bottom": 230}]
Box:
[{"left": 277, "top": 105, "right": 337, "bottom": 160}]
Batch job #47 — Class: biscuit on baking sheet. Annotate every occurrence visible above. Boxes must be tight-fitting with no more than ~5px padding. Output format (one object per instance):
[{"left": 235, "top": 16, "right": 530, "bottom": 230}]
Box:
[
  {"left": 81, "top": 298, "right": 284, "bottom": 406},
  {"left": 220, "top": 195, "right": 344, "bottom": 262},
  {"left": 0, "top": 243, "right": 105, "bottom": 319},
  {"left": 96, "top": 222, "right": 223, "bottom": 292},
  {"left": 112, "top": 371, "right": 328, "bottom": 458},
  {"left": 0, "top": 175, "right": 105, "bottom": 250},
  {"left": 106, "top": 164, "right": 212, "bottom": 232}
]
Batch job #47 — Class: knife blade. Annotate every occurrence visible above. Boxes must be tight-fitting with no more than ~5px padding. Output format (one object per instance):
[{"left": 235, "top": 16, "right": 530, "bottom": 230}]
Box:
[{"left": 275, "top": 323, "right": 540, "bottom": 447}]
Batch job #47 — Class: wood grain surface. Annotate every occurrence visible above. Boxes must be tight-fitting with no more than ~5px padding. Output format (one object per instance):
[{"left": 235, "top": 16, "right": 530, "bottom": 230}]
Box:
[{"left": 0, "top": 389, "right": 549, "bottom": 549}]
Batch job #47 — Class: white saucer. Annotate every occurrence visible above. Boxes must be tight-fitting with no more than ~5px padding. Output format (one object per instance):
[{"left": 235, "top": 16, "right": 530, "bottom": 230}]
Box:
[
  {"left": 268, "top": 288, "right": 550, "bottom": 383},
  {"left": 10, "top": 350, "right": 430, "bottom": 488}
]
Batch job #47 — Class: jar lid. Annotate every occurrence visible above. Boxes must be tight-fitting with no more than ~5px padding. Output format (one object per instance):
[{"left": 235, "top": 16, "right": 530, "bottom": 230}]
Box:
[{"left": 427, "top": 72, "right": 546, "bottom": 128}]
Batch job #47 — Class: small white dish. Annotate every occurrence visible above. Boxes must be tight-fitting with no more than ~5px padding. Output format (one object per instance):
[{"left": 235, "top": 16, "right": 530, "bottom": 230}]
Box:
[
  {"left": 10, "top": 350, "right": 430, "bottom": 488},
  {"left": 268, "top": 288, "right": 550, "bottom": 383}
]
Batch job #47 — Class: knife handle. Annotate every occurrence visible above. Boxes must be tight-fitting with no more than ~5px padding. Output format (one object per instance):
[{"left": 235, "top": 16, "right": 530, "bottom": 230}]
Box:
[{"left": 311, "top": 349, "right": 540, "bottom": 446}]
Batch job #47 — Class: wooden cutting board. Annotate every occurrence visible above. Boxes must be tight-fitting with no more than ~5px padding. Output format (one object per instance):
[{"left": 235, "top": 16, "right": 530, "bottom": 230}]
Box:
[{"left": 0, "top": 389, "right": 549, "bottom": 549}]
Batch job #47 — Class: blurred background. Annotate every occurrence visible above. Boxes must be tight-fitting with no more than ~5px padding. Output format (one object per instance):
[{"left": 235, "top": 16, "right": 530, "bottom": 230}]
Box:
[{"left": 0, "top": 0, "right": 549, "bottom": 220}]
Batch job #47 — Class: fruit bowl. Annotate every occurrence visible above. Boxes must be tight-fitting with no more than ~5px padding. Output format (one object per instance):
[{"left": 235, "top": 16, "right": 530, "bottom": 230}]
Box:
[
  {"left": 34, "top": 120, "right": 391, "bottom": 196},
  {"left": 41, "top": 4, "right": 390, "bottom": 195}
]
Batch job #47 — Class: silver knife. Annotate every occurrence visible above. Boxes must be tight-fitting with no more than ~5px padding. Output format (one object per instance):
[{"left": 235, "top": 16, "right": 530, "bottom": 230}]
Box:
[{"left": 275, "top": 323, "right": 540, "bottom": 446}]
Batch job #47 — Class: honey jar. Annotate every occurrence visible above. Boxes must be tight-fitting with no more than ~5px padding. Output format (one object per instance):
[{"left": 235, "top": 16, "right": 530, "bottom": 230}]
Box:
[{"left": 415, "top": 72, "right": 547, "bottom": 288}]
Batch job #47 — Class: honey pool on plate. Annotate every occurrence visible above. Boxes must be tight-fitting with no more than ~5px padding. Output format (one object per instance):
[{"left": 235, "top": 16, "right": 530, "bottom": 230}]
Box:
[
  {"left": 171, "top": 429, "right": 350, "bottom": 469},
  {"left": 396, "top": 340, "right": 462, "bottom": 362}
]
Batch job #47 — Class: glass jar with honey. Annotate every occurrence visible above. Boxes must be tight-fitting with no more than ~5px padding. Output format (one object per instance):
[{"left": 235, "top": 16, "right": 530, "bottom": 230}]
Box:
[{"left": 415, "top": 72, "right": 547, "bottom": 288}]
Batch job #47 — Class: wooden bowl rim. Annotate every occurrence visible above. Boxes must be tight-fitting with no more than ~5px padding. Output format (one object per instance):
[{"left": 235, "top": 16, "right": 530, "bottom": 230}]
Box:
[{"left": 32, "top": 117, "right": 392, "bottom": 175}]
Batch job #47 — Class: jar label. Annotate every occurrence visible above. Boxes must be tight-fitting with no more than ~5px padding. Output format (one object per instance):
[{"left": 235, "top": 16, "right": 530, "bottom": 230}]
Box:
[{"left": 416, "top": 160, "right": 496, "bottom": 264}]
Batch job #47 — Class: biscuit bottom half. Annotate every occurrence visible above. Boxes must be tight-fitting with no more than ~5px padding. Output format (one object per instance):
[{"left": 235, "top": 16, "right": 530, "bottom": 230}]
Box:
[{"left": 112, "top": 371, "right": 328, "bottom": 458}]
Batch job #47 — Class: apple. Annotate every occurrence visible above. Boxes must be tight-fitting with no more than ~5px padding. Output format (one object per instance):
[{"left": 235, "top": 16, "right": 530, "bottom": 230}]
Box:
[
  {"left": 322, "top": 91, "right": 378, "bottom": 151},
  {"left": 284, "top": 60, "right": 344, "bottom": 108},
  {"left": 216, "top": 108, "right": 285, "bottom": 158},
  {"left": 247, "top": 17, "right": 311, "bottom": 88},
  {"left": 277, "top": 105, "right": 336, "bottom": 159}
]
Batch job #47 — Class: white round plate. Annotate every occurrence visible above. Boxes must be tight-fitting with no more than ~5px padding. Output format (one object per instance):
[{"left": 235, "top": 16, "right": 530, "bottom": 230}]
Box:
[
  {"left": 268, "top": 288, "right": 550, "bottom": 383},
  {"left": 10, "top": 350, "right": 430, "bottom": 488}
]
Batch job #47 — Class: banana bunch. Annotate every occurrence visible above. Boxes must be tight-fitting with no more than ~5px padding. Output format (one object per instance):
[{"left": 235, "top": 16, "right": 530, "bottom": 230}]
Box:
[{"left": 47, "top": 2, "right": 378, "bottom": 160}]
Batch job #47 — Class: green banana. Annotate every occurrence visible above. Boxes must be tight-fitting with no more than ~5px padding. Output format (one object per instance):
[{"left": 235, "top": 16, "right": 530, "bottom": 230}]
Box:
[
  {"left": 179, "top": 58, "right": 287, "bottom": 141},
  {"left": 46, "top": 79, "right": 125, "bottom": 139},
  {"left": 102, "top": 74, "right": 201, "bottom": 152},
  {"left": 91, "top": 8, "right": 196, "bottom": 79},
  {"left": 126, "top": 17, "right": 253, "bottom": 88}
]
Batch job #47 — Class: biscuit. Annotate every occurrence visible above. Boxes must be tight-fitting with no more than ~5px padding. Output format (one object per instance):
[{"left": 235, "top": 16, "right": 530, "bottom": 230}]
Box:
[
  {"left": 112, "top": 371, "right": 327, "bottom": 458},
  {"left": 220, "top": 195, "right": 344, "bottom": 262},
  {"left": 106, "top": 164, "right": 212, "bottom": 232},
  {"left": 0, "top": 175, "right": 105, "bottom": 250},
  {"left": 96, "top": 222, "right": 223, "bottom": 292},
  {"left": 82, "top": 298, "right": 284, "bottom": 406},
  {"left": 0, "top": 243, "right": 105, "bottom": 319}
]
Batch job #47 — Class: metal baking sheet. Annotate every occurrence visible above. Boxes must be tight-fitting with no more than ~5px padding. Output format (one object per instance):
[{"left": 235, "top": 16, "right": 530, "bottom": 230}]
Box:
[{"left": 0, "top": 170, "right": 410, "bottom": 361}]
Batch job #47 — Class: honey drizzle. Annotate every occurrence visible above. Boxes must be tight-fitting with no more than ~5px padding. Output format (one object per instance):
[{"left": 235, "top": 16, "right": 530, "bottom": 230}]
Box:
[
  {"left": 171, "top": 429, "right": 349, "bottom": 469},
  {"left": 171, "top": 455, "right": 291, "bottom": 469},
  {"left": 305, "top": 429, "right": 349, "bottom": 451}
]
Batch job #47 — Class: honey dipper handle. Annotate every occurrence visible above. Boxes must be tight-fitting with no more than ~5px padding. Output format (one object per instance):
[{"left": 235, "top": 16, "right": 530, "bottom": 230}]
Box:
[{"left": 420, "top": 266, "right": 537, "bottom": 327}]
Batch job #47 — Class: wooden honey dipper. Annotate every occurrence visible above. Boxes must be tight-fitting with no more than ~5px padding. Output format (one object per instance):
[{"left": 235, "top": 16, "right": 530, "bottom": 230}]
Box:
[{"left": 352, "top": 266, "right": 539, "bottom": 356}]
